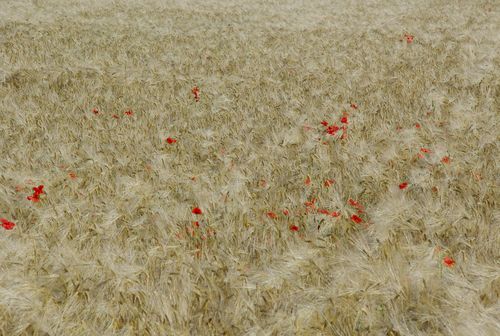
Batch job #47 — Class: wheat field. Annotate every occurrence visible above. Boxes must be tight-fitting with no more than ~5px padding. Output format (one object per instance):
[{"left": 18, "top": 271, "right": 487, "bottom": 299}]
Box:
[{"left": 0, "top": 0, "right": 499, "bottom": 335}]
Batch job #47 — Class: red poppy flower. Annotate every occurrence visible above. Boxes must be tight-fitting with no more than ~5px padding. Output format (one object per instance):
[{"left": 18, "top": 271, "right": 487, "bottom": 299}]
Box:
[
  {"left": 441, "top": 156, "right": 450, "bottom": 164},
  {"left": 166, "top": 137, "right": 177, "bottom": 144},
  {"left": 27, "top": 185, "right": 44, "bottom": 202},
  {"left": 326, "top": 125, "right": 340, "bottom": 135},
  {"left": 399, "top": 182, "right": 408, "bottom": 189},
  {"left": 92, "top": 108, "right": 99, "bottom": 115},
  {"left": 112, "top": 114, "right": 119, "bottom": 119},
  {"left": 289, "top": 225, "right": 299, "bottom": 232},
  {"left": 305, "top": 198, "right": 316, "bottom": 207},
  {"left": 68, "top": 172, "right": 77, "bottom": 179},
  {"left": 330, "top": 211, "right": 341, "bottom": 217},
  {"left": 348, "top": 199, "right": 359, "bottom": 207},
  {"left": 192, "top": 207, "right": 202, "bottom": 215},
  {"left": 305, "top": 176, "right": 311, "bottom": 186},
  {"left": 192, "top": 86, "right": 200, "bottom": 102},
  {"left": 340, "top": 117, "right": 348, "bottom": 124},
  {"left": 415, "top": 123, "right": 421, "bottom": 128},
  {"left": 124, "top": 110, "right": 133, "bottom": 116},
  {"left": 1, "top": 218, "right": 15, "bottom": 230},
  {"left": 320, "top": 120, "right": 329, "bottom": 127},
  {"left": 27, "top": 194, "right": 40, "bottom": 202},
  {"left": 33, "top": 185, "right": 44, "bottom": 195},
  {"left": 420, "top": 148, "right": 431, "bottom": 153},
  {"left": 443, "top": 256, "right": 455, "bottom": 267},
  {"left": 283, "top": 209, "right": 289, "bottom": 216},
  {"left": 317, "top": 208, "right": 330, "bottom": 215},
  {"left": 351, "top": 214, "right": 363, "bottom": 224},
  {"left": 304, "top": 201, "right": 315, "bottom": 208},
  {"left": 349, "top": 199, "right": 365, "bottom": 214},
  {"left": 193, "top": 221, "right": 200, "bottom": 228},
  {"left": 350, "top": 103, "right": 358, "bottom": 109},
  {"left": 324, "top": 179, "right": 335, "bottom": 187},
  {"left": 267, "top": 212, "right": 278, "bottom": 219}
]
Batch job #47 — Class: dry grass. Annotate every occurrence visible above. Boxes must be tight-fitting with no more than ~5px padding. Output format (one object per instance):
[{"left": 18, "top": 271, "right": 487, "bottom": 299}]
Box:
[{"left": 1, "top": 0, "right": 499, "bottom": 335}]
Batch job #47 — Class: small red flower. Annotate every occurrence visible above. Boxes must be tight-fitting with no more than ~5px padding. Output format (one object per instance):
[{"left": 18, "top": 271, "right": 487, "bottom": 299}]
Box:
[
  {"left": 351, "top": 214, "right": 363, "bottom": 224},
  {"left": 320, "top": 120, "right": 329, "bottom": 127},
  {"left": 340, "top": 116, "right": 348, "bottom": 124},
  {"left": 166, "top": 137, "right": 177, "bottom": 144},
  {"left": 305, "top": 198, "right": 317, "bottom": 207},
  {"left": 68, "top": 172, "right": 77, "bottom": 179},
  {"left": 192, "top": 207, "right": 202, "bottom": 215},
  {"left": 399, "top": 182, "right": 408, "bottom": 189},
  {"left": 441, "top": 156, "right": 450, "bottom": 164},
  {"left": 330, "top": 211, "right": 341, "bottom": 217},
  {"left": 124, "top": 110, "right": 133, "bottom": 116},
  {"left": 192, "top": 86, "right": 200, "bottom": 102},
  {"left": 33, "top": 185, "right": 44, "bottom": 195},
  {"left": 112, "top": 114, "right": 119, "bottom": 119},
  {"left": 348, "top": 199, "right": 359, "bottom": 207},
  {"left": 350, "top": 103, "right": 358, "bottom": 109},
  {"left": 27, "top": 194, "right": 41, "bottom": 202},
  {"left": 443, "top": 256, "right": 455, "bottom": 267},
  {"left": 267, "top": 212, "right": 278, "bottom": 219},
  {"left": 1, "top": 218, "right": 15, "bottom": 230},
  {"left": 289, "top": 225, "right": 299, "bottom": 232},
  {"left": 420, "top": 148, "right": 431, "bottom": 153},
  {"left": 324, "top": 179, "right": 335, "bottom": 187},
  {"left": 92, "top": 108, "right": 99, "bottom": 115},
  {"left": 326, "top": 125, "right": 340, "bottom": 135},
  {"left": 405, "top": 34, "right": 414, "bottom": 43},
  {"left": 304, "top": 176, "right": 311, "bottom": 186},
  {"left": 317, "top": 208, "right": 330, "bottom": 215},
  {"left": 193, "top": 221, "right": 200, "bottom": 228},
  {"left": 27, "top": 185, "right": 45, "bottom": 202},
  {"left": 283, "top": 209, "right": 289, "bottom": 216},
  {"left": 415, "top": 123, "right": 421, "bottom": 128}
]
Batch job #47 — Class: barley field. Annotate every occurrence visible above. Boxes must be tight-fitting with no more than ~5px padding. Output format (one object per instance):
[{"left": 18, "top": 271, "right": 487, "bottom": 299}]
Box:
[{"left": 0, "top": 0, "right": 499, "bottom": 335}]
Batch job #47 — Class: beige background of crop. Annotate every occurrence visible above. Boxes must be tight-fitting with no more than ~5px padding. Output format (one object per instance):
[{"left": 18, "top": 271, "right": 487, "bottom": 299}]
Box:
[{"left": 0, "top": 0, "right": 499, "bottom": 335}]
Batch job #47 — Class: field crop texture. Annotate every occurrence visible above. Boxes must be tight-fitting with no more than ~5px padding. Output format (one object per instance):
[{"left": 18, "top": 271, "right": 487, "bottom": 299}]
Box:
[{"left": 0, "top": 0, "right": 499, "bottom": 335}]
